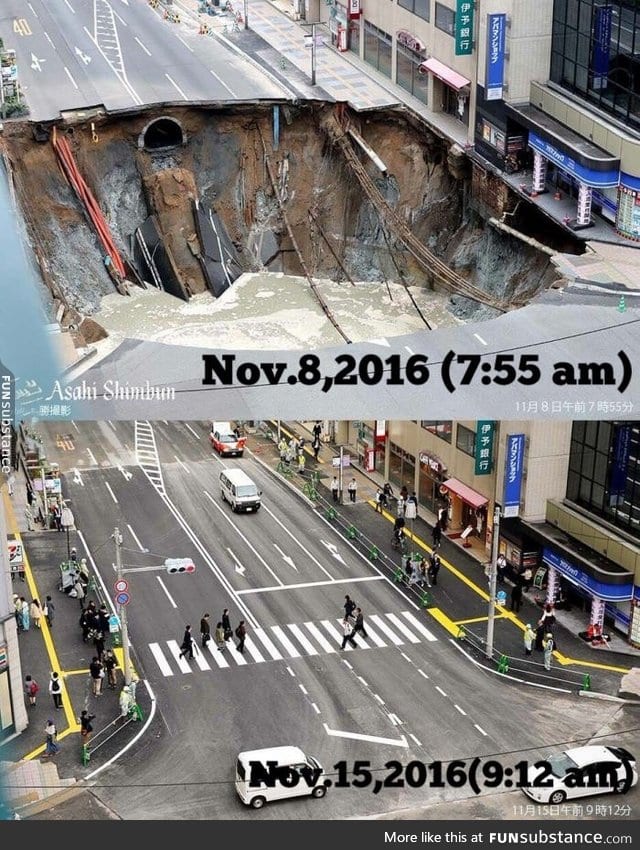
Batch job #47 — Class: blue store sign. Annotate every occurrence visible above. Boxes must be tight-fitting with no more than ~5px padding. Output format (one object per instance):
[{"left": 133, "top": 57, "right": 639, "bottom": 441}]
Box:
[
  {"left": 528, "top": 131, "right": 619, "bottom": 188},
  {"left": 592, "top": 6, "right": 612, "bottom": 90},
  {"left": 542, "top": 547, "right": 633, "bottom": 602},
  {"left": 503, "top": 434, "right": 525, "bottom": 518},
  {"left": 485, "top": 14, "right": 506, "bottom": 101}
]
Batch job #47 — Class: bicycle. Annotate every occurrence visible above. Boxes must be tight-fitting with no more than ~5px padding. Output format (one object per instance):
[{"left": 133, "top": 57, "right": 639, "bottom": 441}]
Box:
[{"left": 390, "top": 531, "right": 407, "bottom": 553}]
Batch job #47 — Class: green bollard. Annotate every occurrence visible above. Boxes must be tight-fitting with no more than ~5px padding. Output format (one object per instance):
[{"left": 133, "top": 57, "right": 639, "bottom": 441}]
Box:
[
  {"left": 618, "top": 295, "right": 626, "bottom": 313},
  {"left": 583, "top": 673, "right": 591, "bottom": 691},
  {"left": 326, "top": 507, "right": 337, "bottom": 520},
  {"left": 347, "top": 525, "right": 358, "bottom": 540},
  {"left": 393, "top": 568, "right": 404, "bottom": 583},
  {"left": 130, "top": 703, "right": 144, "bottom": 722},
  {"left": 497, "top": 655, "right": 509, "bottom": 674},
  {"left": 81, "top": 744, "right": 90, "bottom": 766},
  {"left": 369, "top": 545, "right": 379, "bottom": 561},
  {"left": 457, "top": 627, "right": 466, "bottom": 640},
  {"left": 420, "top": 591, "right": 431, "bottom": 608},
  {"left": 88, "top": 575, "right": 97, "bottom": 593}
]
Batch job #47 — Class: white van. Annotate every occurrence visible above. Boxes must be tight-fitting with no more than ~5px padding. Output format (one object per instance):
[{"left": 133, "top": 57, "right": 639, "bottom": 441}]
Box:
[
  {"left": 235, "top": 746, "right": 326, "bottom": 809},
  {"left": 220, "top": 468, "right": 262, "bottom": 513}
]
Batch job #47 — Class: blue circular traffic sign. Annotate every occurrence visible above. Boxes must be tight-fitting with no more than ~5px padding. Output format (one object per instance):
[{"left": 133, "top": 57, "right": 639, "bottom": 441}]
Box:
[{"left": 116, "top": 591, "right": 130, "bottom": 606}]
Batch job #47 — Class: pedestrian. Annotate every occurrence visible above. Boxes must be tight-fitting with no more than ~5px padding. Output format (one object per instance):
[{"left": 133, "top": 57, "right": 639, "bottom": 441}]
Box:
[
  {"left": 419, "top": 557, "right": 430, "bottom": 588},
  {"left": 129, "top": 673, "right": 139, "bottom": 705},
  {"left": 69, "top": 547, "right": 78, "bottom": 564},
  {"left": 20, "top": 597, "right": 30, "bottom": 631},
  {"left": 97, "top": 604, "right": 110, "bottom": 635},
  {"left": 409, "top": 560, "right": 421, "bottom": 587},
  {"left": 523, "top": 623, "right": 535, "bottom": 657},
  {"left": 407, "top": 491, "right": 418, "bottom": 511},
  {"left": 49, "top": 672, "right": 63, "bottom": 709},
  {"left": 93, "top": 629, "right": 105, "bottom": 662},
  {"left": 522, "top": 567, "right": 533, "bottom": 592},
  {"left": 312, "top": 435, "right": 320, "bottom": 461},
  {"left": 13, "top": 594, "right": 22, "bottom": 631},
  {"left": 89, "top": 656, "right": 104, "bottom": 696},
  {"left": 496, "top": 553, "right": 507, "bottom": 584},
  {"left": 312, "top": 421, "right": 322, "bottom": 441},
  {"left": 534, "top": 621, "right": 546, "bottom": 652},
  {"left": 7, "top": 473, "right": 15, "bottom": 496},
  {"left": 539, "top": 602, "right": 556, "bottom": 632},
  {"left": 330, "top": 477, "right": 339, "bottom": 502},
  {"left": 79, "top": 607, "right": 91, "bottom": 642},
  {"left": 235, "top": 620, "right": 247, "bottom": 653},
  {"left": 79, "top": 710, "right": 95, "bottom": 743},
  {"left": 396, "top": 496, "right": 405, "bottom": 518},
  {"left": 382, "top": 482, "right": 394, "bottom": 507},
  {"left": 222, "top": 608, "right": 232, "bottom": 641},
  {"left": 347, "top": 478, "right": 357, "bottom": 503},
  {"left": 43, "top": 595, "right": 54, "bottom": 628},
  {"left": 278, "top": 437, "right": 288, "bottom": 463},
  {"left": 351, "top": 607, "right": 369, "bottom": 639},
  {"left": 374, "top": 487, "right": 383, "bottom": 513},
  {"left": 200, "top": 613, "right": 211, "bottom": 648},
  {"left": 72, "top": 578, "right": 86, "bottom": 607},
  {"left": 431, "top": 522, "right": 442, "bottom": 548},
  {"left": 103, "top": 649, "right": 118, "bottom": 689},
  {"left": 118, "top": 685, "right": 133, "bottom": 723},
  {"left": 24, "top": 505, "right": 33, "bottom": 531},
  {"left": 404, "top": 555, "right": 413, "bottom": 585},
  {"left": 26, "top": 486, "right": 34, "bottom": 506},
  {"left": 510, "top": 581, "right": 523, "bottom": 613},
  {"left": 214, "top": 621, "right": 226, "bottom": 651},
  {"left": 428, "top": 551, "right": 441, "bottom": 585},
  {"left": 297, "top": 452, "right": 306, "bottom": 474},
  {"left": 51, "top": 501, "right": 62, "bottom": 531},
  {"left": 25, "top": 675, "right": 39, "bottom": 707},
  {"left": 340, "top": 617, "right": 358, "bottom": 649},
  {"left": 78, "top": 558, "right": 90, "bottom": 589},
  {"left": 543, "top": 633, "right": 554, "bottom": 670},
  {"left": 30, "top": 599, "right": 43, "bottom": 629},
  {"left": 343, "top": 595, "right": 356, "bottom": 620},
  {"left": 178, "top": 625, "right": 194, "bottom": 660},
  {"left": 43, "top": 720, "right": 59, "bottom": 757}
]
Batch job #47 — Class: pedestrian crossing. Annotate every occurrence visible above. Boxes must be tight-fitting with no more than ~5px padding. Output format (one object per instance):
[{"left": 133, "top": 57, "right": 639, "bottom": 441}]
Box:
[{"left": 148, "top": 611, "right": 437, "bottom": 676}]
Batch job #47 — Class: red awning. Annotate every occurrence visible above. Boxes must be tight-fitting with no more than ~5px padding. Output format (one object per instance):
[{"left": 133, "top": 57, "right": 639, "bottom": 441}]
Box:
[
  {"left": 442, "top": 478, "right": 488, "bottom": 509},
  {"left": 419, "top": 57, "right": 470, "bottom": 91}
]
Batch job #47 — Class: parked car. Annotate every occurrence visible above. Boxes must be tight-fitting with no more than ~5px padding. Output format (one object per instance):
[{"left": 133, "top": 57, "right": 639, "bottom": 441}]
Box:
[
  {"left": 210, "top": 421, "right": 245, "bottom": 457},
  {"left": 523, "top": 745, "right": 637, "bottom": 804}
]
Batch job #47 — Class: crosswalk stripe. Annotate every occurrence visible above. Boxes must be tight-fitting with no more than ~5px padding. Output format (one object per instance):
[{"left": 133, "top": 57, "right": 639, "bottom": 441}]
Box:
[
  {"left": 252, "top": 628, "right": 283, "bottom": 660},
  {"left": 286, "top": 624, "right": 318, "bottom": 655},
  {"left": 369, "top": 615, "right": 404, "bottom": 645},
  {"left": 359, "top": 620, "right": 386, "bottom": 648},
  {"left": 321, "top": 619, "right": 351, "bottom": 649},
  {"left": 229, "top": 645, "right": 248, "bottom": 665},
  {"left": 303, "top": 622, "right": 336, "bottom": 653},
  {"left": 270, "top": 625, "right": 301, "bottom": 658},
  {"left": 335, "top": 618, "right": 370, "bottom": 649},
  {"left": 243, "top": 637, "right": 266, "bottom": 663},
  {"left": 400, "top": 610, "right": 438, "bottom": 642},
  {"left": 206, "top": 643, "right": 230, "bottom": 668},
  {"left": 386, "top": 612, "right": 421, "bottom": 643},
  {"left": 149, "top": 642, "right": 174, "bottom": 676},
  {"left": 167, "top": 639, "right": 194, "bottom": 672},
  {"left": 192, "top": 644, "right": 211, "bottom": 671}
]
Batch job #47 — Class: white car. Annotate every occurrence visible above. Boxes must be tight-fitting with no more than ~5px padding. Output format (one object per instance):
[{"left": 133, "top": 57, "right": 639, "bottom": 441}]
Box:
[{"left": 524, "top": 745, "right": 638, "bottom": 804}]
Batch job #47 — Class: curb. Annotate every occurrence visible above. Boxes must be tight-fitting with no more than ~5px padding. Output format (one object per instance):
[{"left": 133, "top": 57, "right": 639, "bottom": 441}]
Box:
[
  {"left": 578, "top": 690, "right": 640, "bottom": 705},
  {"left": 14, "top": 781, "right": 84, "bottom": 819}
]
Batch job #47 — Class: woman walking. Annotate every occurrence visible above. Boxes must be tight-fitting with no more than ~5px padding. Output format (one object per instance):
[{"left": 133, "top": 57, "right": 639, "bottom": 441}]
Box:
[
  {"left": 543, "top": 633, "right": 555, "bottom": 671},
  {"left": 30, "top": 599, "right": 43, "bottom": 629},
  {"left": 24, "top": 675, "right": 39, "bottom": 707},
  {"left": 523, "top": 624, "right": 535, "bottom": 657},
  {"left": 89, "top": 656, "right": 104, "bottom": 696},
  {"left": 103, "top": 649, "right": 118, "bottom": 689},
  {"left": 20, "top": 597, "right": 30, "bottom": 632},
  {"left": 43, "top": 720, "right": 60, "bottom": 757},
  {"left": 214, "top": 621, "right": 226, "bottom": 651}
]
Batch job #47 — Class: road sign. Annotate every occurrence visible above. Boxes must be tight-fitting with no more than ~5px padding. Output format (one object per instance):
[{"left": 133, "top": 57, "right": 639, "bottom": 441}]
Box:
[
  {"left": 7, "top": 541, "right": 23, "bottom": 567},
  {"left": 114, "top": 578, "right": 129, "bottom": 593},
  {"left": 109, "top": 614, "right": 121, "bottom": 633},
  {"left": 116, "top": 591, "right": 130, "bottom": 606}
]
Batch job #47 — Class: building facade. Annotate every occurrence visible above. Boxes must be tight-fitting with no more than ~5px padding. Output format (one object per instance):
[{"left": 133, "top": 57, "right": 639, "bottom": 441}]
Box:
[{"left": 346, "top": 419, "right": 640, "bottom": 645}]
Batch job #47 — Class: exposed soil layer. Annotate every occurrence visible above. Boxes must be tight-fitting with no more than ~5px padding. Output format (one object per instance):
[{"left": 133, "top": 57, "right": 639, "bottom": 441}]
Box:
[{"left": 1, "top": 102, "right": 563, "bottom": 342}]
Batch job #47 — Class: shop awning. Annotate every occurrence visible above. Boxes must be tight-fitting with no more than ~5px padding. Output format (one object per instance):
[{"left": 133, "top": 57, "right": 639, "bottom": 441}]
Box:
[
  {"left": 419, "top": 58, "right": 470, "bottom": 91},
  {"left": 442, "top": 478, "right": 488, "bottom": 509}
]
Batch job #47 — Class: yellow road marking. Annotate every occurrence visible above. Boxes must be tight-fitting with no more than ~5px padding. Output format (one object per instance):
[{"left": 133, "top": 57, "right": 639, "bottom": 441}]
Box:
[
  {"left": 454, "top": 614, "right": 507, "bottom": 625},
  {"left": 427, "top": 607, "right": 463, "bottom": 637}
]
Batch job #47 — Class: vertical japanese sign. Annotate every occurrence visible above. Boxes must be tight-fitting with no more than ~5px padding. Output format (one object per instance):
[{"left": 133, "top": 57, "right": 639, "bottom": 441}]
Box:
[
  {"left": 474, "top": 420, "right": 494, "bottom": 475},
  {"left": 348, "top": 0, "right": 361, "bottom": 18},
  {"left": 592, "top": 5, "right": 612, "bottom": 90},
  {"left": 485, "top": 13, "right": 506, "bottom": 100},
  {"left": 455, "top": 0, "right": 474, "bottom": 56},
  {"left": 609, "top": 423, "right": 631, "bottom": 506},
  {"left": 503, "top": 434, "right": 525, "bottom": 517}
]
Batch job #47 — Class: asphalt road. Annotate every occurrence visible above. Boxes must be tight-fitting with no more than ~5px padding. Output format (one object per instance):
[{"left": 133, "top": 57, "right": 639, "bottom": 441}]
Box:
[
  {"left": 0, "top": 0, "right": 286, "bottom": 121},
  {"left": 33, "top": 420, "right": 634, "bottom": 820}
]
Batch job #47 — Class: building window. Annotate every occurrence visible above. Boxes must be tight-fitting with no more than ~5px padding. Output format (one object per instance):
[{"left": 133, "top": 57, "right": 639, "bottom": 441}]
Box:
[
  {"left": 389, "top": 441, "right": 416, "bottom": 490},
  {"left": 363, "top": 21, "right": 393, "bottom": 79},
  {"left": 479, "top": 118, "right": 506, "bottom": 154},
  {"left": 456, "top": 424, "right": 476, "bottom": 456},
  {"left": 396, "top": 44, "right": 428, "bottom": 104},
  {"left": 397, "top": 0, "right": 430, "bottom": 21},
  {"left": 550, "top": 0, "right": 640, "bottom": 133},
  {"left": 435, "top": 2, "right": 455, "bottom": 36},
  {"left": 421, "top": 421, "right": 452, "bottom": 443},
  {"left": 349, "top": 19, "right": 360, "bottom": 57}
]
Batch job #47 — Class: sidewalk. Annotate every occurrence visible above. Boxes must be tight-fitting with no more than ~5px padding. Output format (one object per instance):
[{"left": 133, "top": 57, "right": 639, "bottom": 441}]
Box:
[
  {"left": 1, "top": 471, "right": 153, "bottom": 818},
  {"left": 249, "top": 420, "right": 637, "bottom": 698}
]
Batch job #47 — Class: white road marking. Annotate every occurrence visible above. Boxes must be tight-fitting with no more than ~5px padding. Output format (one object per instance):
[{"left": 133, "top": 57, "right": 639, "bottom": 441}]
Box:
[
  {"left": 357, "top": 676, "right": 368, "bottom": 687},
  {"left": 320, "top": 619, "right": 347, "bottom": 649},
  {"left": 260, "top": 503, "right": 334, "bottom": 579},
  {"left": 400, "top": 652, "right": 413, "bottom": 663},
  {"left": 117, "top": 465, "right": 133, "bottom": 481},
  {"left": 149, "top": 643, "right": 173, "bottom": 676},
  {"left": 369, "top": 614, "right": 404, "bottom": 645},
  {"left": 229, "top": 645, "right": 247, "bottom": 666},
  {"left": 167, "top": 640, "right": 193, "bottom": 673},
  {"left": 273, "top": 543, "right": 297, "bottom": 571},
  {"left": 242, "top": 638, "right": 265, "bottom": 663},
  {"left": 417, "top": 669, "right": 429, "bottom": 679},
  {"left": 286, "top": 623, "right": 318, "bottom": 655},
  {"left": 28, "top": 2, "right": 39, "bottom": 16},
  {"left": 319, "top": 540, "right": 347, "bottom": 565},
  {"left": 474, "top": 333, "right": 488, "bottom": 346},
  {"left": 335, "top": 618, "right": 369, "bottom": 649},
  {"left": 155, "top": 576, "right": 177, "bottom": 608},
  {"left": 303, "top": 622, "right": 335, "bottom": 653},
  {"left": 387, "top": 713, "right": 402, "bottom": 726},
  {"left": 127, "top": 524, "right": 146, "bottom": 552},
  {"left": 404, "top": 346, "right": 414, "bottom": 354},
  {"left": 400, "top": 610, "right": 438, "bottom": 642},
  {"left": 104, "top": 482, "right": 118, "bottom": 503},
  {"left": 409, "top": 733, "right": 422, "bottom": 747},
  {"left": 360, "top": 621, "right": 386, "bottom": 647},
  {"left": 341, "top": 659, "right": 353, "bottom": 670},
  {"left": 72, "top": 468, "right": 84, "bottom": 487},
  {"left": 176, "top": 34, "right": 194, "bottom": 52},
  {"left": 206, "top": 643, "right": 230, "bottom": 668},
  {"left": 87, "top": 448, "right": 98, "bottom": 466},
  {"left": 236, "top": 575, "right": 384, "bottom": 595},
  {"left": 373, "top": 694, "right": 385, "bottom": 705},
  {"left": 64, "top": 67, "right": 79, "bottom": 89},
  {"left": 311, "top": 702, "right": 320, "bottom": 714},
  {"left": 435, "top": 685, "right": 447, "bottom": 697},
  {"left": 386, "top": 612, "right": 421, "bottom": 643},
  {"left": 323, "top": 724, "right": 408, "bottom": 748},
  {"left": 63, "top": 0, "right": 75, "bottom": 12},
  {"left": 112, "top": 9, "right": 127, "bottom": 26},
  {"left": 454, "top": 704, "right": 467, "bottom": 715},
  {"left": 134, "top": 36, "right": 151, "bottom": 55},
  {"left": 174, "top": 456, "right": 190, "bottom": 473},
  {"left": 209, "top": 68, "right": 238, "bottom": 98},
  {"left": 165, "top": 73, "right": 188, "bottom": 100},
  {"left": 71, "top": 421, "right": 80, "bottom": 432},
  {"left": 270, "top": 626, "right": 301, "bottom": 658},
  {"left": 286, "top": 666, "right": 296, "bottom": 677},
  {"left": 185, "top": 423, "right": 200, "bottom": 439},
  {"left": 191, "top": 643, "right": 211, "bottom": 671},
  {"left": 251, "top": 629, "right": 283, "bottom": 661},
  {"left": 299, "top": 684, "right": 308, "bottom": 696},
  {"left": 474, "top": 723, "right": 488, "bottom": 736}
]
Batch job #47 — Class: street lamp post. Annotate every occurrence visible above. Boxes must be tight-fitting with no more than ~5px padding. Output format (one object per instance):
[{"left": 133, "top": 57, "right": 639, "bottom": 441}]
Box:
[
  {"left": 243, "top": 0, "right": 248, "bottom": 29},
  {"left": 485, "top": 506, "right": 501, "bottom": 659},
  {"left": 114, "top": 527, "right": 133, "bottom": 686},
  {"left": 60, "top": 505, "right": 75, "bottom": 561}
]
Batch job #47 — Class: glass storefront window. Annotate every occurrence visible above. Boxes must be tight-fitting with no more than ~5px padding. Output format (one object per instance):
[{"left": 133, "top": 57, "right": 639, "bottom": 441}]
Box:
[
  {"left": 398, "top": 0, "right": 430, "bottom": 20},
  {"left": 396, "top": 45, "right": 428, "bottom": 105},
  {"left": 363, "top": 21, "right": 393, "bottom": 79},
  {"left": 435, "top": 2, "right": 455, "bottom": 36},
  {"left": 389, "top": 441, "right": 416, "bottom": 490},
  {"left": 421, "top": 421, "right": 452, "bottom": 442},
  {"left": 456, "top": 424, "right": 476, "bottom": 456}
]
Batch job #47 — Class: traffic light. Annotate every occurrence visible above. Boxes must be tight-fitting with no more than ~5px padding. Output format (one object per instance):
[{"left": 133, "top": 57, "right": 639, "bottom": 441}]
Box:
[{"left": 164, "top": 558, "right": 196, "bottom": 574}]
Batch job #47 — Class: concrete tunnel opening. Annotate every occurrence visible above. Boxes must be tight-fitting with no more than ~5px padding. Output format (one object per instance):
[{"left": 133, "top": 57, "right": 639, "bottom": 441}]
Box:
[{"left": 139, "top": 117, "right": 185, "bottom": 151}]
